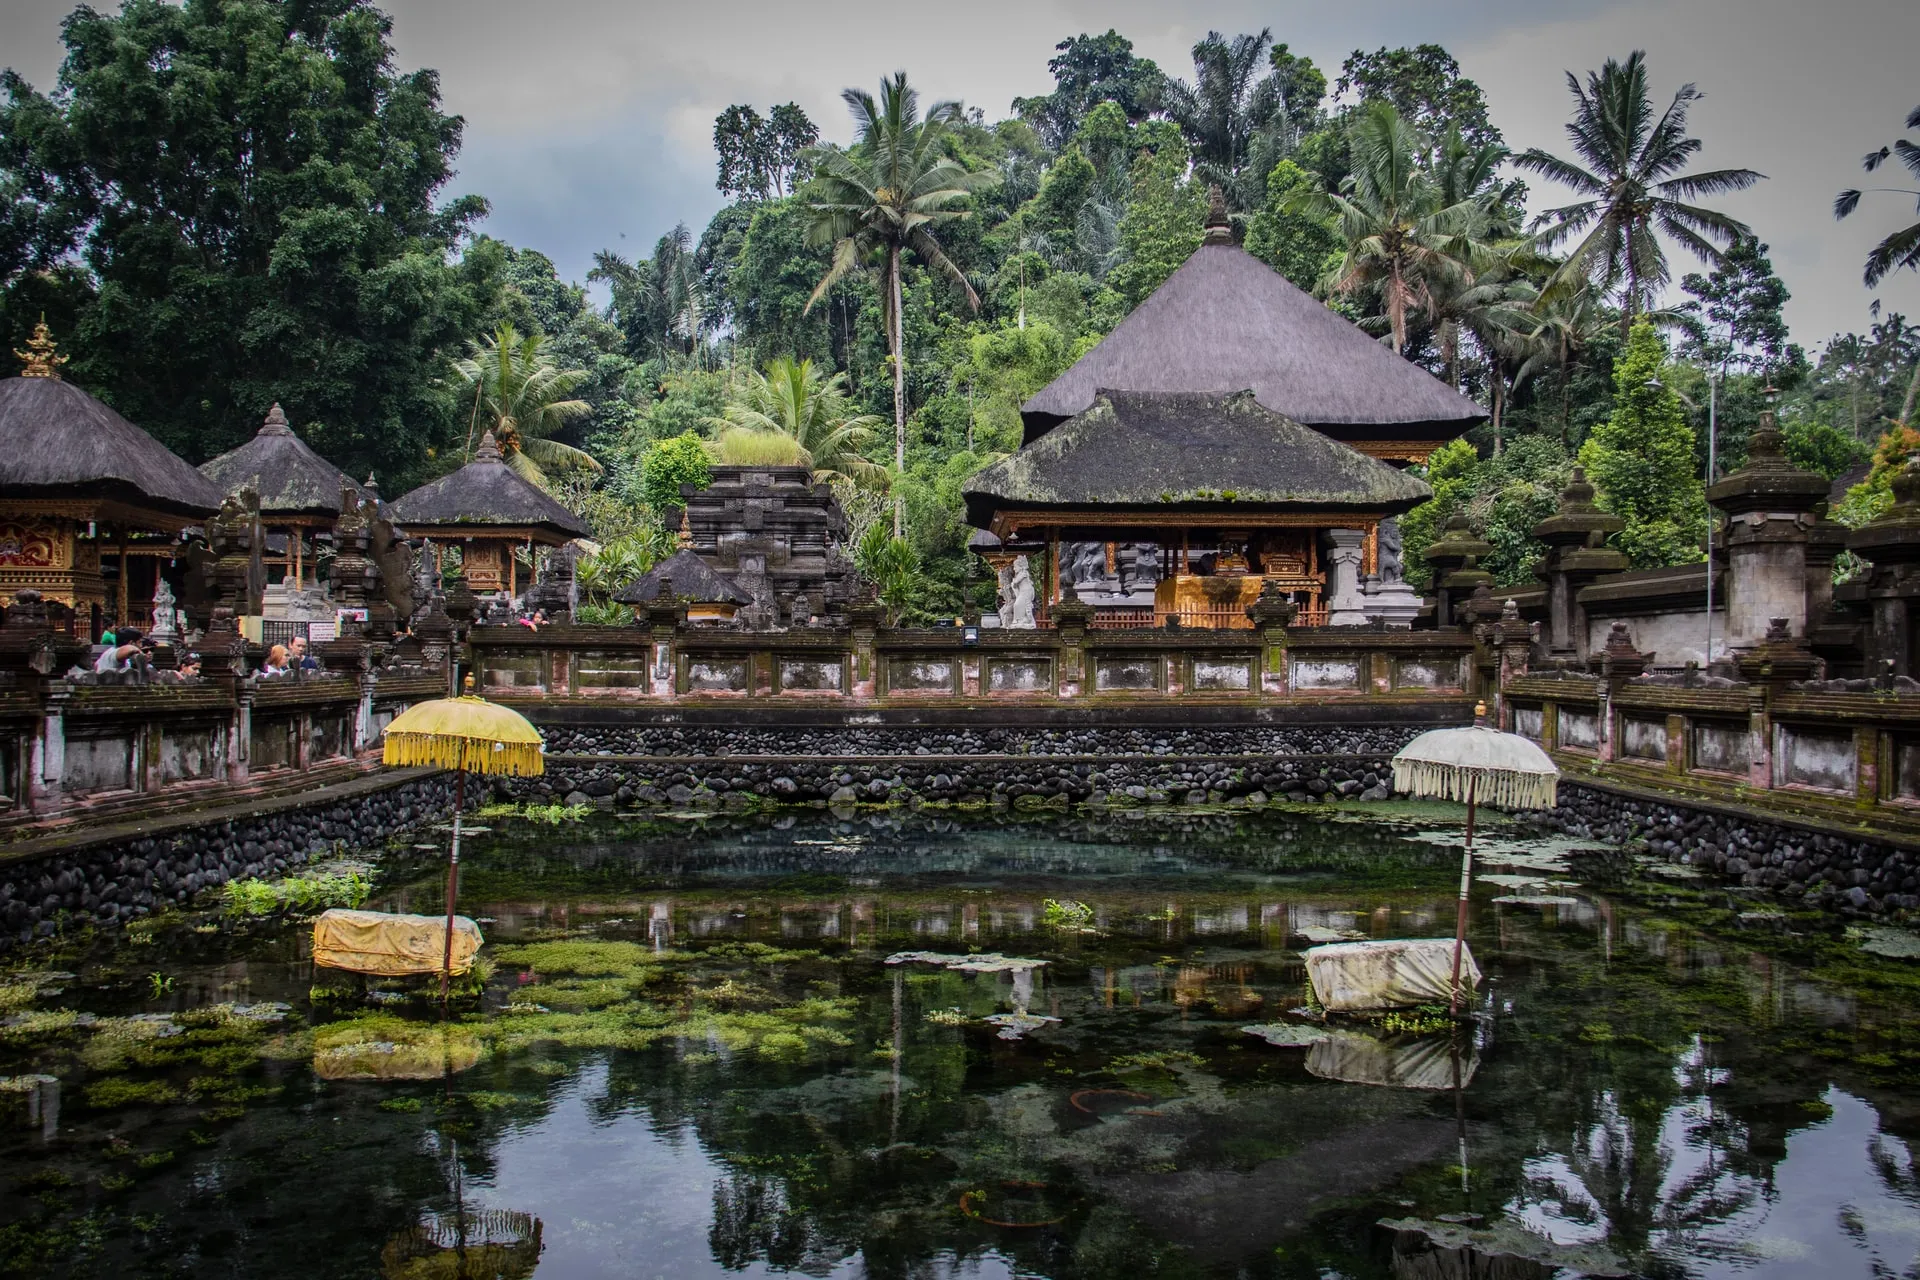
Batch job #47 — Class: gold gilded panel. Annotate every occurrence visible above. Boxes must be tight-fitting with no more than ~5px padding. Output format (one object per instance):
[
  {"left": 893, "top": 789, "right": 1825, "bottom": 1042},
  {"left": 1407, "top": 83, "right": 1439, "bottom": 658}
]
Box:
[{"left": 0, "top": 519, "right": 70, "bottom": 569}]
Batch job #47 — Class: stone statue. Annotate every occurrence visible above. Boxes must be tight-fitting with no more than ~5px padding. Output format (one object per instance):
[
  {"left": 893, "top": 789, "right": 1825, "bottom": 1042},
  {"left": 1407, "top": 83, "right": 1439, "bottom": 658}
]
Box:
[
  {"left": 1005, "top": 556, "right": 1037, "bottom": 629},
  {"left": 1377, "top": 518, "right": 1404, "bottom": 584},
  {"left": 150, "top": 577, "right": 180, "bottom": 644},
  {"left": 1122, "top": 542, "right": 1160, "bottom": 595}
]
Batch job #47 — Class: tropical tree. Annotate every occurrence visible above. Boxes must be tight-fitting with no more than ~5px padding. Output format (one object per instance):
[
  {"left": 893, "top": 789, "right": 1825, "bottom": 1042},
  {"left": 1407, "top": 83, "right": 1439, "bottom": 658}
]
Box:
[
  {"left": 450, "top": 324, "right": 598, "bottom": 488},
  {"left": 590, "top": 224, "right": 705, "bottom": 361},
  {"left": 1515, "top": 51, "right": 1763, "bottom": 333},
  {"left": 706, "top": 357, "right": 889, "bottom": 489},
  {"left": 803, "top": 73, "right": 997, "bottom": 533},
  {"left": 1835, "top": 105, "right": 1920, "bottom": 288},
  {"left": 1160, "top": 30, "right": 1283, "bottom": 196},
  {"left": 1579, "top": 319, "right": 1704, "bottom": 568},
  {"left": 1292, "top": 102, "right": 1499, "bottom": 356}
]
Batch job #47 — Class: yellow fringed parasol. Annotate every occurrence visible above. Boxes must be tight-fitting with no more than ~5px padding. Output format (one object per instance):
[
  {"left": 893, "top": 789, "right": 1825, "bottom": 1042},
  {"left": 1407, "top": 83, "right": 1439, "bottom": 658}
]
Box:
[
  {"left": 1392, "top": 702, "right": 1559, "bottom": 1014},
  {"left": 383, "top": 678, "right": 545, "bottom": 995}
]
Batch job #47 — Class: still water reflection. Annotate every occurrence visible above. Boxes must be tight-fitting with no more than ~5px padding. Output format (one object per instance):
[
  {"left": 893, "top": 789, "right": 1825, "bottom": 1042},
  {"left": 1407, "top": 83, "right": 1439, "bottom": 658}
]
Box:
[{"left": 5, "top": 807, "right": 1920, "bottom": 1279}]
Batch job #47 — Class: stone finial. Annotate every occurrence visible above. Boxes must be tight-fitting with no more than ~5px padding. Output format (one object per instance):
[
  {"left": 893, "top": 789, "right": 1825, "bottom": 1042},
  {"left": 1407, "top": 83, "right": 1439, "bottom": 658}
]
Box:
[
  {"left": 259, "top": 403, "right": 293, "bottom": 435},
  {"left": 1764, "top": 615, "right": 1792, "bottom": 644},
  {"left": 1561, "top": 467, "right": 1597, "bottom": 509},
  {"left": 14, "top": 318, "right": 66, "bottom": 379},
  {"left": 1502, "top": 597, "right": 1520, "bottom": 622},
  {"left": 678, "top": 507, "right": 694, "bottom": 550},
  {"left": 1604, "top": 621, "right": 1637, "bottom": 655},
  {"left": 1202, "top": 184, "right": 1233, "bottom": 245},
  {"left": 474, "top": 430, "right": 504, "bottom": 463},
  {"left": 362, "top": 473, "right": 380, "bottom": 501}
]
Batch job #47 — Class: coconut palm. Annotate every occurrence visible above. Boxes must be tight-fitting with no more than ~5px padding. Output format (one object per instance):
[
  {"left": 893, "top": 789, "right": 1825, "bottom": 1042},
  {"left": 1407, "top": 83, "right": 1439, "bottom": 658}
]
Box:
[
  {"left": 451, "top": 324, "right": 599, "bottom": 488},
  {"left": 706, "top": 357, "right": 889, "bottom": 489},
  {"left": 803, "top": 73, "right": 997, "bottom": 533},
  {"left": 1515, "top": 51, "right": 1763, "bottom": 334},
  {"left": 1291, "top": 101, "right": 1501, "bottom": 357},
  {"left": 1835, "top": 105, "right": 1920, "bottom": 287}
]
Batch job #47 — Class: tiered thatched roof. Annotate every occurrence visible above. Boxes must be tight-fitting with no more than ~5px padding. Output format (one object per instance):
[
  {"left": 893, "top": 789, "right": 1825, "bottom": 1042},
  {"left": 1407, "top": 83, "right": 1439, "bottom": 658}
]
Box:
[
  {"left": 0, "top": 374, "right": 223, "bottom": 520},
  {"left": 199, "top": 404, "right": 368, "bottom": 521},
  {"left": 389, "top": 432, "right": 589, "bottom": 543},
  {"left": 964, "top": 390, "right": 1431, "bottom": 531},
  {"left": 1019, "top": 235, "right": 1485, "bottom": 445},
  {"left": 613, "top": 548, "right": 752, "bottom": 605}
]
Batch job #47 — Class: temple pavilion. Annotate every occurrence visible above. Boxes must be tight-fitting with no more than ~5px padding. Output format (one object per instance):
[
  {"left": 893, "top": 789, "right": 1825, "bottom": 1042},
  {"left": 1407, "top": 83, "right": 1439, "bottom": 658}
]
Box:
[
  {"left": 389, "top": 431, "right": 589, "bottom": 598},
  {"left": 964, "top": 197, "right": 1484, "bottom": 627},
  {"left": 199, "top": 404, "right": 374, "bottom": 593},
  {"left": 0, "top": 324, "right": 223, "bottom": 636}
]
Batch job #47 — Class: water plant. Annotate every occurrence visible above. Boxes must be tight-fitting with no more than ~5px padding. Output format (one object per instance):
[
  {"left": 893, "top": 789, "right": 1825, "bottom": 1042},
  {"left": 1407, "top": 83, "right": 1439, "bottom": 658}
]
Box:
[
  {"left": 146, "top": 972, "right": 172, "bottom": 996},
  {"left": 1042, "top": 898, "right": 1096, "bottom": 931},
  {"left": 222, "top": 870, "right": 371, "bottom": 917},
  {"left": 1378, "top": 1006, "right": 1452, "bottom": 1035}
]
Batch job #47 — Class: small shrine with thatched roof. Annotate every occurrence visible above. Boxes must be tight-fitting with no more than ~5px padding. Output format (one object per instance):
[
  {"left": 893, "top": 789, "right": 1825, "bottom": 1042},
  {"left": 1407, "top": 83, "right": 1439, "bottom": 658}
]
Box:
[
  {"left": 0, "top": 322, "right": 223, "bottom": 635},
  {"left": 199, "top": 403, "right": 373, "bottom": 593},
  {"left": 613, "top": 528, "right": 753, "bottom": 623},
  {"left": 965, "top": 193, "right": 1483, "bottom": 629},
  {"left": 389, "top": 431, "right": 589, "bottom": 597}
]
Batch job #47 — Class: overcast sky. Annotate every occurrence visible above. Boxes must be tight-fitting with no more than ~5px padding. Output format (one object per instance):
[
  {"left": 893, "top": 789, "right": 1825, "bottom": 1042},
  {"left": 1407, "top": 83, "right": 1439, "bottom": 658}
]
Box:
[{"left": 5, "top": 0, "right": 1916, "bottom": 351}]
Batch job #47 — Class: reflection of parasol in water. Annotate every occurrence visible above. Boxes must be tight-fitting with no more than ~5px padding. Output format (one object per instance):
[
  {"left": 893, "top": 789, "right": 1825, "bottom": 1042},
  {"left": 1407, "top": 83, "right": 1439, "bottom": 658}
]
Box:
[
  {"left": 382, "top": 677, "right": 545, "bottom": 997},
  {"left": 1392, "top": 703, "right": 1558, "bottom": 1014},
  {"left": 379, "top": 1208, "right": 543, "bottom": 1280}
]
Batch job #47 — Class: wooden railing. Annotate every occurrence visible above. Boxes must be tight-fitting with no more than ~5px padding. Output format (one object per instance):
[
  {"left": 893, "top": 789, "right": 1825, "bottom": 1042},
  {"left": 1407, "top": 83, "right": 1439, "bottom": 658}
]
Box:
[{"left": 1085, "top": 607, "right": 1328, "bottom": 630}]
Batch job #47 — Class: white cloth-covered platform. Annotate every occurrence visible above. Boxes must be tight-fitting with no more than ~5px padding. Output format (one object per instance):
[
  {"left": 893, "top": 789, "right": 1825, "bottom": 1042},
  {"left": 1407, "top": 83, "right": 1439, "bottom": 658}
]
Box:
[{"left": 1304, "top": 939, "right": 1479, "bottom": 1011}]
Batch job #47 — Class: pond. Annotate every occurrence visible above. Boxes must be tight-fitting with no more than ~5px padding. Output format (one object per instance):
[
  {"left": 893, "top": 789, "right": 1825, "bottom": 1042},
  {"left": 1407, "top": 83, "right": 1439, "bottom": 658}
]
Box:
[{"left": 6, "top": 804, "right": 1920, "bottom": 1279}]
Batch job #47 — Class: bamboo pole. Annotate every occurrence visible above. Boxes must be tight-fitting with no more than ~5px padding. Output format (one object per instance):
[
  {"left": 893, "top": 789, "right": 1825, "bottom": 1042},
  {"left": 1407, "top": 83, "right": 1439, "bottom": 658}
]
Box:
[
  {"left": 1449, "top": 771, "right": 1476, "bottom": 1016},
  {"left": 441, "top": 765, "right": 465, "bottom": 1002}
]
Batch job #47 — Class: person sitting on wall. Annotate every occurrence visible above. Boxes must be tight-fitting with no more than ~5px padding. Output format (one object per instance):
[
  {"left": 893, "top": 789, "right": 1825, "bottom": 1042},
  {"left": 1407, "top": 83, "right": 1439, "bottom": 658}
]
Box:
[
  {"left": 289, "top": 635, "right": 320, "bottom": 672},
  {"left": 93, "top": 627, "right": 149, "bottom": 677},
  {"left": 261, "top": 644, "right": 292, "bottom": 677}
]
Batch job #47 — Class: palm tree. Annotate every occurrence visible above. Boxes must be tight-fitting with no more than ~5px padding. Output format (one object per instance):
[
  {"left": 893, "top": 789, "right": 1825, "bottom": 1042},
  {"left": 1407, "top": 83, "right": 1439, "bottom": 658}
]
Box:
[
  {"left": 1291, "top": 102, "right": 1499, "bottom": 357},
  {"left": 1160, "top": 30, "right": 1280, "bottom": 201},
  {"left": 589, "top": 224, "right": 705, "bottom": 362},
  {"left": 1835, "top": 104, "right": 1920, "bottom": 287},
  {"left": 804, "top": 73, "right": 997, "bottom": 534},
  {"left": 1515, "top": 51, "right": 1763, "bottom": 335},
  {"left": 706, "top": 357, "right": 889, "bottom": 490},
  {"left": 451, "top": 324, "right": 599, "bottom": 488}
]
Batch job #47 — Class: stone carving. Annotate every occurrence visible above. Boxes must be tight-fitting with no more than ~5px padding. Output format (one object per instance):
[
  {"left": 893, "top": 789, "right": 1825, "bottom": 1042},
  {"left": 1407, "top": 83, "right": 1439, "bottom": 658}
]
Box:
[
  {"left": 1061, "top": 539, "right": 1156, "bottom": 606},
  {"left": 1005, "top": 556, "right": 1036, "bottom": 629},
  {"left": 149, "top": 577, "right": 180, "bottom": 644},
  {"left": 1322, "top": 528, "right": 1368, "bottom": 626},
  {"left": 1377, "top": 518, "right": 1404, "bottom": 583}
]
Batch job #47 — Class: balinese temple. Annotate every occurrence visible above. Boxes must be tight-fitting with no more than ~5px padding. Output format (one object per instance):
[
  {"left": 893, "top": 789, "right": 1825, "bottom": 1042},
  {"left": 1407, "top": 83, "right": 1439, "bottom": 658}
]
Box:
[
  {"left": 0, "top": 323, "right": 223, "bottom": 636},
  {"left": 388, "top": 431, "right": 589, "bottom": 597},
  {"left": 199, "top": 403, "right": 374, "bottom": 595},
  {"left": 965, "top": 195, "right": 1485, "bottom": 628}
]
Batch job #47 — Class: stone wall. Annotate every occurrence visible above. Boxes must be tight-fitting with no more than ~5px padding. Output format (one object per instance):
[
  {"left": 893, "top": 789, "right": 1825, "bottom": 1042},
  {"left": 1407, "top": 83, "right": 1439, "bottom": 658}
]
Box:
[
  {"left": 0, "top": 773, "right": 461, "bottom": 949},
  {"left": 510, "top": 752, "right": 1394, "bottom": 810},
  {"left": 538, "top": 722, "right": 1423, "bottom": 759},
  {"left": 1527, "top": 780, "right": 1917, "bottom": 918}
]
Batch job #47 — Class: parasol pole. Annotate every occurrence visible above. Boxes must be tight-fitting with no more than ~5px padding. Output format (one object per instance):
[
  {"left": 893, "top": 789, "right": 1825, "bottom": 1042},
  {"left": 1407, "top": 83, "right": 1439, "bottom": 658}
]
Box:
[
  {"left": 441, "top": 762, "right": 465, "bottom": 1001},
  {"left": 1449, "top": 769, "right": 1476, "bottom": 1017}
]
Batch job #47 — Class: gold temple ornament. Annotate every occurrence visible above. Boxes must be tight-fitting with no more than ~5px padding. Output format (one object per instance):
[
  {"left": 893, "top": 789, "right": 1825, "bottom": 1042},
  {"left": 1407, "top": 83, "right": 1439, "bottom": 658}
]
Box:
[{"left": 14, "top": 319, "right": 68, "bottom": 380}]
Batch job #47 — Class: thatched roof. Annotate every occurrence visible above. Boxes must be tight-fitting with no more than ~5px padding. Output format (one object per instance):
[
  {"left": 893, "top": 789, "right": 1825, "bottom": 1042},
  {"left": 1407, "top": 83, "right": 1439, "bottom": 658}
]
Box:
[
  {"left": 1020, "top": 241, "right": 1486, "bottom": 444},
  {"left": 0, "top": 375, "right": 224, "bottom": 518},
  {"left": 613, "top": 548, "right": 752, "bottom": 605},
  {"left": 199, "top": 403, "right": 367, "bottom": 519},
  {"left": 964, "top": 390, "right": 1431, "bottom": 529},
  {"left": 388, "top": 431, "right": 589, "bottom": 541}
]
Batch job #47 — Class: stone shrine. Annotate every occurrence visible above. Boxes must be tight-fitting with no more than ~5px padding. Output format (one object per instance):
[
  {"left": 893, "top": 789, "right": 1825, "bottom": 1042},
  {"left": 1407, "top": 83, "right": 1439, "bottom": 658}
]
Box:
[{"left": 680, "top": 466, "right": 857, "bottom": 627}]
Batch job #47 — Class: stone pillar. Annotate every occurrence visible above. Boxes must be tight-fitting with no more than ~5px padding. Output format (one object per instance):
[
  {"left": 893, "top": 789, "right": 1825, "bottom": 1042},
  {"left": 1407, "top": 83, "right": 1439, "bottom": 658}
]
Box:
[
  {"left": 848, "top": 592, "right": 883, "bottom": 700},
  {"left": 1053, "top": 600, "right": 1092, "bottom": 696},
  {"left": 231, "top": 680, "right": 254, "bottom": 784},
  {"left": 37, "top": 687, "right": 67, "bottom": 809},
  {"left": 1707, "top": 411, "right": 1829, "bottom": 649},
  {"left": 355, "top": 670, "right": 377, "bottom": 752},
  {"left": 1531, "top": 468, "right": 1626, "bottom": 660},
  {"left": 1848, "top": 459, "right": 1920, "bottom": 678},
  {"left": 1423, "top": 514, "right": 1494, "bottom": 628},
  {"left": 646, "top": 604, "right": 683, "bottom": 698},
  {"left": 1247, "top": 580, "right": 1295, "bottom": 696},
  {"left": 1322, "top": 529, "right": 1368, "bottom": 626}
]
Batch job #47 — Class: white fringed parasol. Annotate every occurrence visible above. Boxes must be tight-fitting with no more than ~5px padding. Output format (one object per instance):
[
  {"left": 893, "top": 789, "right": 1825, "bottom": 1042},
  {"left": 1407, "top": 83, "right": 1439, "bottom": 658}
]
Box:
[
  {"left": 1392, "top": 726, "right": 1558, "bottom": 810},
  {"left": 1393, "top": 704, "right": 1560, "bottom": 1014}
]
